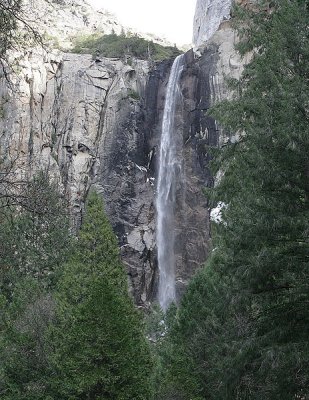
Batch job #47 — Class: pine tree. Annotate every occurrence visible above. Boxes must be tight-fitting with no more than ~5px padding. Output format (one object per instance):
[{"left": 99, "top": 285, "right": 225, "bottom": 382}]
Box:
[
  {"left": 0, "top": 172, "right": 72, "bottom": 399},
  {"left": 161, "top": 1, "right": 309, "bottom": 399},
  {"left": 0, "top": 0, "right": 22, "bottom": 59},
  {"left": 0, "top": 171, "right": 73, "bottom": 293},
  {"left": 48, "top": 191, "right": 153, "bottom": 399},
  {"left": 0, "top": 278, "right": 54, "bottom": 400}
]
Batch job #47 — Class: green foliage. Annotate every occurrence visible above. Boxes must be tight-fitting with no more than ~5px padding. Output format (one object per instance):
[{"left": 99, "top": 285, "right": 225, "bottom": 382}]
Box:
[
  {"left": 73, "top": 191, "right": 126, "bottom": 290},
  {"left": 0, "top": 95, "right": 8, "bottom": 118},
  {"left": 157, "top": 266, "right": 231, "bottom": 400},
  {"left": 0, "top": 0, "right": 22, "bottom": 58},
  {"left": 128, "top": 88, "right": 140, "bottom": 100},
  {"left": 145, "top": 303, "right": 193, "bottom": 400},
  {"left": 0, "top": 0, "right": 41, "bottom": 67},
  {"left": 48, "top": 191, "right": 153, "bottom": 399},
  {"left": 0, "top": 278, "right": 54, "bottom": 400},
  {"left": 0, "top": 171, "right": 73, "bottom": 399},
  {"left": 0, "top": 171, "right": 73, "bottom": 293},
  {"left": 144, "top": 303, "right": 165, "bottom": 343},
  {"left": 160, "top": 1, "right": 309, "bottom": 399},
  {"left": 0, "top": 190, "right": 153, "bottom": 399},
  {"left": 42, "top": 32, "right": 61, "bottom": 49},
  {"left": 71, "top": 32, "right": 181, "bottom": 61}
]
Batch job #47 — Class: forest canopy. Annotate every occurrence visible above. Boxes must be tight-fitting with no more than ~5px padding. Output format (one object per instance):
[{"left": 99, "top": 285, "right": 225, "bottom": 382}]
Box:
[
  {"left": 156, "top": 1, "right": 309, "bottom": 399},
  {"left": 0, "top": 0, "right": 308, "bottom": 399}
]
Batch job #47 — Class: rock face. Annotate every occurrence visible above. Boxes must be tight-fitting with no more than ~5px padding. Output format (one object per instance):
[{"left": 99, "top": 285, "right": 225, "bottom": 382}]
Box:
[
  {"left": 20, "top": 0, "right": 171, "bottom": 51},
  {"left": 193, "top": 0, "right": 232, "bottom": 50},
  {"left": 169, "top": 20, "right": 247, "bottom": 302},
  {"left": 0, "top": 1, "right": 247, "bottom": 305},
  {"left": 0, "top": 44, "right": 160, "bottom": 304},
  {"left": 20, "top": 0, "right": 125, "bottom": 51}
]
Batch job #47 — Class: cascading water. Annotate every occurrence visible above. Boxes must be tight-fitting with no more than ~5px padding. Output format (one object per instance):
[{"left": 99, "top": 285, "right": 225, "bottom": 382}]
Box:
[{"left": 156, "top": 54, "right": 184, "bottom": 312}]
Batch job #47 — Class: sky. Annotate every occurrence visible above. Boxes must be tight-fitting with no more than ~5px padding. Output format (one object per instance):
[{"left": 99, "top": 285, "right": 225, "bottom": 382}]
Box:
[{"left": 87, "top": 0, "right": 196, "bottom": 46}]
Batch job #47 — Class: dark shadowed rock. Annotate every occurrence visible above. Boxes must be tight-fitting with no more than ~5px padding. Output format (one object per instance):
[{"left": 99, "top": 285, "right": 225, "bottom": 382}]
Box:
[{"left": 0, "top": 11, "right": 247, "bottom": 304}]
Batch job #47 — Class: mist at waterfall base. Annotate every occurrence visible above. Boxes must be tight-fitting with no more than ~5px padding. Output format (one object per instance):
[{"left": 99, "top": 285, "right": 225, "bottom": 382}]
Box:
[{"left": 156, "top": 55, "right": 185, "bottom": 312}]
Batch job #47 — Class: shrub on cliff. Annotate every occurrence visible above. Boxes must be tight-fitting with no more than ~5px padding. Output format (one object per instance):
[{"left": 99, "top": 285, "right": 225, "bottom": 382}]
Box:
[{"left": 71, "top": 32, "right": 180, "bottom": 61}]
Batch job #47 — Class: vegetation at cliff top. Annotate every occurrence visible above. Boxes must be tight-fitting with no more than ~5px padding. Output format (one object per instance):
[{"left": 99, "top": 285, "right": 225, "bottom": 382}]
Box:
[{"left": 71, "top": 31, "right": 181, "bottom": 61}]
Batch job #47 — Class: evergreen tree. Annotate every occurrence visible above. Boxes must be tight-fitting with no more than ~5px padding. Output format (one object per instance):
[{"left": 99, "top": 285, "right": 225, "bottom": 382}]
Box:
[
  {"left": 0, "top": 171, "right": 73, "bottom": 293},
  {"left": 0, "top": 0, "right": 22, "bottom": 59},
  {"left": 48, "top": 191, "right": 153, "bottom": 399},
  {"left": 0, "top": 172, "right": 72, "bottom": 399},
  {"left": 161, "top": 1, "right": 309, "bottom": 399},
  {"left": 0, "top": 0, "right": 41, "bottom": 69},
  {"left": 0, "top": 278, "right": 54, "bottom": 400},
  {"left": 71, "top": 32, "right": 180, "bottom": 61}
]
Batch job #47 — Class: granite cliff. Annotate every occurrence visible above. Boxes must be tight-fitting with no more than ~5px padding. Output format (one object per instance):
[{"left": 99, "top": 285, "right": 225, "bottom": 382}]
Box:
[
  {"left": 193, "top": 0, "right": 232, "bottom": 51},
  {"left": 0, "top": 0, "right": 247, "bottom": 304}
]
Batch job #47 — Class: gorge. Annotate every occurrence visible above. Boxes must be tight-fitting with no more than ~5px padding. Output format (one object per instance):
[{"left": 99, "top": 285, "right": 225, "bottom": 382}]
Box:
[
  {"left": 0, "top": 0, "right": 243, "bottom": 305},
  {"left": 1, "top": 1, "right": 307, "bottom": 398}
]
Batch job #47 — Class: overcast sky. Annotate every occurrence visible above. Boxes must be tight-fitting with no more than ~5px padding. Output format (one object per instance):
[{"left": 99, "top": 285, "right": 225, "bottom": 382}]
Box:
[{"left": 87, "top": 0, "right": 196, "bottom": 45}]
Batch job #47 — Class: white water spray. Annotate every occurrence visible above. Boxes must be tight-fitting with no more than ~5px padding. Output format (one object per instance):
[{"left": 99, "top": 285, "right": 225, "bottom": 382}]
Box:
[{"left": 156, "top": 54, "right": 184, "bottom": 312}]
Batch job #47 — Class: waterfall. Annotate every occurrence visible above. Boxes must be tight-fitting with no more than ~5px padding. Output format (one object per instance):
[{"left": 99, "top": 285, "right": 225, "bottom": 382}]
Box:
[{"left": 156, "top": 54, "right": 184, "bottom": 312}]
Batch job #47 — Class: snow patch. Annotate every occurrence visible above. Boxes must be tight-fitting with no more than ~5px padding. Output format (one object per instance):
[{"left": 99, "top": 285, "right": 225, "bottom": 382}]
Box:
[{"left": 210, "top": 201, "right": 226, "bottom": 223}]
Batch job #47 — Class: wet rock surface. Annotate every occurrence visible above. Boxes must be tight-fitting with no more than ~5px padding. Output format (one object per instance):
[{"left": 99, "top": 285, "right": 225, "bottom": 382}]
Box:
[{"left": 0, "top": 18, "right": 246, "bottom": 305}]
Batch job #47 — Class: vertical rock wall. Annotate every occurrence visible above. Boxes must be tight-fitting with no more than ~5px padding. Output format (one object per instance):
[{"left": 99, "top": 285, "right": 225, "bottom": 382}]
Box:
[
  {"left": 167, "top": 20, "right": 249, "bottom": 302},
  {"left": 0, "top": 0, "right": 248, "bottom": 305},
  {"left": 0, "top": 47, "right": 164, "bottom": 305},
  {"left": 193, "top": 0, "right": 232, "bottom": 50}
]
